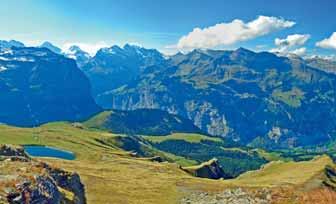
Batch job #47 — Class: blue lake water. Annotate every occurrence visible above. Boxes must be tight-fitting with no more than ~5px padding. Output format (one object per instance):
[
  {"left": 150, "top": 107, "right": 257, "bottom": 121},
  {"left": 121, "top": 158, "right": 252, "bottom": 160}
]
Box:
[{"left": 23, "top": 145, "right": 75, "bottom": 160}]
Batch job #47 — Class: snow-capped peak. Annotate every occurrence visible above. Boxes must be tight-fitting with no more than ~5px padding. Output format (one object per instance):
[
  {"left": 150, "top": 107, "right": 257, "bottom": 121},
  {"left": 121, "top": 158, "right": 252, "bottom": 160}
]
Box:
[{"left": 64, "top": 45, "right": 91, "bottom": 67}]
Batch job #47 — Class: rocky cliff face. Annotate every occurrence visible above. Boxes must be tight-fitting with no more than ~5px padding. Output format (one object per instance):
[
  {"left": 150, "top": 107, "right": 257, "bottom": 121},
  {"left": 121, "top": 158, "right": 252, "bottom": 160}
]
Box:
[
  {"left": 0, "top": 46, "right": 101, "bottom": 126},
  {"left": 95, "top": 48, "right": 336, "bottom": 149},
  {"left": 0, "top": 145, "right": 86, "bottom": 204}
]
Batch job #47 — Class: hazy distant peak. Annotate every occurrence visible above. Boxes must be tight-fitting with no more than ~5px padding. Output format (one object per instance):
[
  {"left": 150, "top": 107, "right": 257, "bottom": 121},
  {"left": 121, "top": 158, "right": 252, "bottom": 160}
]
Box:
[
  {"left": 0, "top": 40, "right": 25, "bottom": 49},
  {"left": 69, "top": 45, "right": 82, "bottom": 52},
  {"left": 40, "top": 41, "right": 62, "bottom": 54}
]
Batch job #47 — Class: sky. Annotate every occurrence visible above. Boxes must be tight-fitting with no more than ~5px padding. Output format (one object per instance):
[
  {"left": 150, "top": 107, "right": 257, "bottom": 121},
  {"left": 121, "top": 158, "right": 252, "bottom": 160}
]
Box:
[{"left": 0, "top": 0, "right": 336, "bottom": 57}]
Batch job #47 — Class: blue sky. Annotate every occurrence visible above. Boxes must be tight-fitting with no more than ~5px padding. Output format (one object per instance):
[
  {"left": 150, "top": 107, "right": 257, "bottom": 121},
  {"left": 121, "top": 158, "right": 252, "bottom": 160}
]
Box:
[{"left": 1, "top": 0, "right": 336, "bottom": 56}]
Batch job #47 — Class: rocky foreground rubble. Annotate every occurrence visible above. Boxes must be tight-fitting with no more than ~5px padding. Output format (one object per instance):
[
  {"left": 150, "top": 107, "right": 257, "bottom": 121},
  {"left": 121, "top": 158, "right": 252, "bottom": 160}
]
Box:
[
  {"left": 0, "top": 145, "right": 86, "bottom": 204},
  {"left": 180, "top": 188, "right": 272, "bottom": 204}
]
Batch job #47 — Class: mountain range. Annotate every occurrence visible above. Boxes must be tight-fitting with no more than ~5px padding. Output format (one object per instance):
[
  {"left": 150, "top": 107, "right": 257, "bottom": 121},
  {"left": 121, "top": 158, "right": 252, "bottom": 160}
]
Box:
[
  {"left": 84, "top": 45, "right": 336, "bottom": 149},
  {"left": 1, "top": 40, "right": 336, "bottom": 150}
]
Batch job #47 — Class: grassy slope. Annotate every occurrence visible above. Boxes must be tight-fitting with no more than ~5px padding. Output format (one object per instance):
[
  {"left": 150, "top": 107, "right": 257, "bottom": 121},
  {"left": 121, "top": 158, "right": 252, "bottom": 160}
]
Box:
[
  {"left": 83, "top": 110, "right": 202, "bottom": 136},
  {"left": 229, "top": 155, "right": 333, "bottom": 187},
  {"left": 1, "top": 122, "right": 335, "bottom": 203},
  {"left": 47, "top": 157, "right": 193, "bottom": 204},
  {"left": 1, "top": 122, "right": 217, "bottom": 203},
  {"left": 0, "top": 122, "right": 126, "bottom": 160},
  {"left": 253, "top": 148, "right": 293, "bottom": 162},
  {"left": 0, "top": 122, "right": 196, "bottom": 203},
  {"left": 143, "top": 133, "right": 222, "bottom": 143},
  {"left": 272, "top": 87, "right": 305, "bottom": 108},
  {"left": 83, "top": 111, "right": 111, "bottom": 131},
  {"left": 0, "top": 122, "right": 196, "bottom": 165}
]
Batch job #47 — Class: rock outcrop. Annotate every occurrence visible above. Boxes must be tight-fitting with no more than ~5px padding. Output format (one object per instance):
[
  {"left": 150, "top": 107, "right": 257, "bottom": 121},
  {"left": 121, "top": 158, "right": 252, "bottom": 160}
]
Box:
[
  {"left": 6, "top": 176, "right": 63, "bottom": 204},
  {"left": 0, "top": 145, "right": 29, "bottom": 158},
  {"left": 323, "top": 165, "right": 336, "bottom": 190},
  {"left": 0, "top": 145, "right": 86, "bottom": 204},
  {"left": 182, "top": 158, "right": 228, "bottom": 179},
  {"left": 47, "top": 166, "right": 86, "bottom": 204}
]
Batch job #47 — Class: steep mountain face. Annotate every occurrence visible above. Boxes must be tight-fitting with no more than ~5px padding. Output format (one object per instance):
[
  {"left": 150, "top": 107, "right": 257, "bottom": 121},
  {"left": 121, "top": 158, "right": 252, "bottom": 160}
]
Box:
[
  {"left": 65, "top": 45, "right": 91, "bottom": 68},
  {"left": 95, "top": 48, "right": 336, "bottom": 149},
  {"left": 0, "top": 46, "right": 101, "bottom": 126},
  {"left": 82, "top": 44, "right": 166, "bottom": 104},
  {"left": 84, "top": 109, "right": 203, "bottom": 135}
]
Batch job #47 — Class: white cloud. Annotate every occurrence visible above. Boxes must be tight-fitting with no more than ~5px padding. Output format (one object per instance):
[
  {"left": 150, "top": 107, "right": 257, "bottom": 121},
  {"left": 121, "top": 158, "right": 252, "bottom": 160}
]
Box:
[
  {"left": 270, "top": 34, "right": 310, "bottom": 56},
  {"left": 275, "top": 34, "right": 310, "bottom": 47},
  {"left": 173, "top": 16, "right": 295, "bottom": 51},
  {"left": 270, "top": 47, "right": 307, "bottom": 57},
  {"left": 269, "top": 46, "right": 287, "bottom": 53},
  {"left": 62, "top": 41, "right": 109, "bottom": 56},
  {"left": 316, "top": 32, "right": 336, "bottom": 49},
  {"left": 290, "top": 47, "right": 307, "bottom": 56}
]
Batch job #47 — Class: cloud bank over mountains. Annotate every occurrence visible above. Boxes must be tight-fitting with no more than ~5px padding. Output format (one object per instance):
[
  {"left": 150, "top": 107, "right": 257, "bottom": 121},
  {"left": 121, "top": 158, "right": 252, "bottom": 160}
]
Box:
[
  {"left": 274, "top": 34, "right": 310, "bottom": 48},
  {"left": 2, "top": 14, "right": 334, "bottom": 60},
  {"left": 171, "top": 16, "right": 295, "bottom": 51},
  {"left": 165, "top": 14, "right": 334, "bottom": 59},
  {"left": 316, "top": 32, "right": 336, "bottom": 50},
  {"left": 270, "top": 34, "right": 310, "bottom": 56}
]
